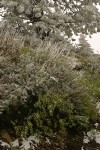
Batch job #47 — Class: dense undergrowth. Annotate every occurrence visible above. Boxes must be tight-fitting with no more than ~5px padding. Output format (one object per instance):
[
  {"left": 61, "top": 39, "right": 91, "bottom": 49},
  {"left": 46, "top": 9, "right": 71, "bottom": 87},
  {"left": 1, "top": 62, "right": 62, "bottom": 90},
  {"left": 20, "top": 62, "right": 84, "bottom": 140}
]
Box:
[
  {"left": 0, "top": 32, "right": 99, "bottom": 137},
  {"left": 0, "top": 1, "right": 100, "bottom": 149},
  {"left": 0, "top": 30, "right": 100, "bottom": 142}
]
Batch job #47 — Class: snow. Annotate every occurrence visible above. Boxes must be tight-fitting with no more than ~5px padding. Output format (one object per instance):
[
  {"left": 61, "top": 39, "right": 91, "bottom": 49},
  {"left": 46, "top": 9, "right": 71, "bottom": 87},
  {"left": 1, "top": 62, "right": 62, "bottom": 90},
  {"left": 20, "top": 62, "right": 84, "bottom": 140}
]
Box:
[
  {"left": 10, "top": 136, "right": 39, "bottom": 150},
  {"left": 83, "top": 129, "right": 100, "bottom": 144},
  {"left": 83, "top": 135, "right": 90, "bottom": 144},
  {"left": 94, "top": 123, "right": 99, "bottom": 128},
  {"left": 28, "top": 136, "right": 39, "bottom": 144},
  {"left": 21, "top": 138, "right": 32, "bottom": 150},
  {"left": 10, "top": 139, "right": 19, "bottom": 147},
  {"left": 46, "top": 137, "right": 51, "bottom": 144},
  {"left": 0, "top": 140, "right": 10, "bottom": 148},
  {"left": 95, "top": 133, "right": 100, "bottom": 144},
  {"left": 81, "top": 146, "right": 84, "bottom": 150}
]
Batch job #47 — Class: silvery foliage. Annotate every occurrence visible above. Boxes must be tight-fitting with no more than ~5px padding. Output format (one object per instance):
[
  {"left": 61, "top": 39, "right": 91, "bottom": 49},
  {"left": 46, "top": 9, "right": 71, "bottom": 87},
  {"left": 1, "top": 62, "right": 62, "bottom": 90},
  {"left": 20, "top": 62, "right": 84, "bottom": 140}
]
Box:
[
  {"left": 0, "top": 31, "right": 80, "bottom": 110},
  {"left": 0, "top": 0, "right": 100, "bottom": 38}
]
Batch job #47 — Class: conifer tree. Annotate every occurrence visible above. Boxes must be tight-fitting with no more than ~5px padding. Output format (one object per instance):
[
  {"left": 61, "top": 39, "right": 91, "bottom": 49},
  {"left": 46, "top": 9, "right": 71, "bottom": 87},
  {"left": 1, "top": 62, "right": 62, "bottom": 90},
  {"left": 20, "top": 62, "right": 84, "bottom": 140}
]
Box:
[
  {"left": 0, "top": 0, "right": 100, "bottom": 39},
  {"left": 78, "top": 34, "right": 93, "bottom": 56}
]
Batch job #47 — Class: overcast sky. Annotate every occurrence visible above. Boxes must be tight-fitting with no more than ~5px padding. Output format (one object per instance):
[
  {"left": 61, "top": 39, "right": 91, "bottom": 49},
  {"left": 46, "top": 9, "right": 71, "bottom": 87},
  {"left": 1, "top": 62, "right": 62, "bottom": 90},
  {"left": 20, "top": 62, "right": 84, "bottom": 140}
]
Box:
[
  {"left": 88, "top": 4, "right": 100, "bottom": 54},
  {"left": 86, "top": 33, "right": 100, "bottom": 54},
  {"left": 72, "top": 33, "right": 100, "bottom": 54}
]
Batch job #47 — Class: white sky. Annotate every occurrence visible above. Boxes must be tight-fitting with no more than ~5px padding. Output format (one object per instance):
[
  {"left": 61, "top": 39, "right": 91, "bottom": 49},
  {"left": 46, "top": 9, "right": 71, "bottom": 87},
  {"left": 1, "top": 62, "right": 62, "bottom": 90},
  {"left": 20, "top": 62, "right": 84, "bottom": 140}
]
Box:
[
  {"left": 87, "top": 33, "right": 100, "bottom": 54},
  {"left": 72, "top": 33, "right": 100, "bottom": 54},
  {"left": 87, "top": 4, "right": 100, "bottom": 54}
]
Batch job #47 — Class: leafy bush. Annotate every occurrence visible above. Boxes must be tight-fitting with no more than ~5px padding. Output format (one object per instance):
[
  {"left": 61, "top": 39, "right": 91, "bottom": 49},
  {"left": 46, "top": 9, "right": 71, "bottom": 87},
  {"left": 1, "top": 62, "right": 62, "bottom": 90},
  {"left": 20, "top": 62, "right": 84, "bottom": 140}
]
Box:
[
  {"left": 34, "top": 93, "right": 74, "bottom": 133},
  {"left": 0, "top": 31, "right": 98, "bottom": 139},
  {"left": 8, "top": 91, "right": 97, "bottom": 138}
]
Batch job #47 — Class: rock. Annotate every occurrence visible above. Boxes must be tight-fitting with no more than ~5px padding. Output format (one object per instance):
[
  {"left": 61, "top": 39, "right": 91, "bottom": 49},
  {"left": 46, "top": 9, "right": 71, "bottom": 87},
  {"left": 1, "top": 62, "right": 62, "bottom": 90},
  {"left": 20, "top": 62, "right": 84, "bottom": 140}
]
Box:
[{"left": 1, "top": 131, "right": 14, "bottom": 143}]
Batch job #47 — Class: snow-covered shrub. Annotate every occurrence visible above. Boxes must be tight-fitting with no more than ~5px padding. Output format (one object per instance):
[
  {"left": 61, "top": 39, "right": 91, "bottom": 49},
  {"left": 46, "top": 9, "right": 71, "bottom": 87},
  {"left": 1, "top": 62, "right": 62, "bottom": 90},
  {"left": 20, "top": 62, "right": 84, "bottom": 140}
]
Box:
[{"left": 0, "top": 31, "right": 98, "bottom": 138}]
